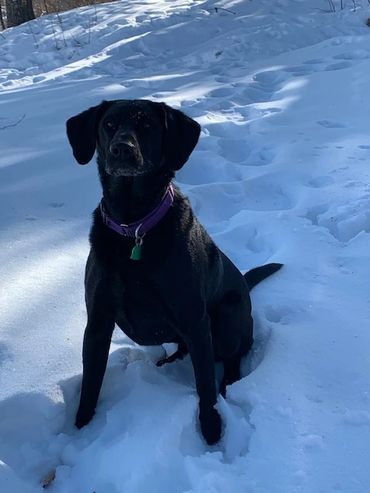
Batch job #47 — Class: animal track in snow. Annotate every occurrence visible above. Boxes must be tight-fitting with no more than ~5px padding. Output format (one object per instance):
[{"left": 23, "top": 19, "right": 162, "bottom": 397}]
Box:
[
  {"left": 212, "top": 222, "right": 276, "bottom": 267},
  {"left": 241, "top": 178, "right": 293, "bottom": 212},
  {"left": 217, "top": 138, "right": 251, "bottom": 163},
  {"left": 32, "top": 75, "right": 46, "bottom": 83},
  {"left": 208, "top": 87, "right": 234, "bottom": 98},
  {"left": 214, "top": 129, "right": 277, "bottom": 168},
  {"left": 244, "top": 228, "right": 274, "bottom": 257},
  {"left": 320, "top": 211, "right": 370, "bottom": 243},
  {"left": 252, "top": 69, "right": 287, "bottom": 88},
  {"left": 298, "top": 433, "right": 324, "bottom": 450},
  {"left": 304, "top": 201, "right": 370, "bottom": 242},
  {"left": 333, "top": 50, "right": 370, "bottom": 60},
  {"left": 303, "top": 58, "right": 324, "bottom": 65},
  {"left": 283, "top": 65, "right": 313, "bottom": 76},
  {"left": 253, "top": 145, "right": 277, "bottom": 166},
  {"left": 317, "top": 120, "right": 346, "bottom": 129},
  {"left": 324, "top": 61, "right": 351, "bottom": 71},
  {"left": 191, "top": 179, "right": 293, "bottom": 226},
  {"left": 264, "top": 305, "right": 293, "bottom": 325},
  {"left": 308, "top": 175, "right": 334, "bottom": 188},
  {"left": 0, "top": 343, "right": 12, "bottom": 367},
  {"left": 343, "top": 410, "right": 370, "bottom": 427},
  {"left": 304, "top": 204, "right": 330, "bottom": 226},
  {"left": 49, "top": 202, "right": 65, "bottom": 208},
  {"left": 250, "top": 69, "right": 289, "bottom": 100}
]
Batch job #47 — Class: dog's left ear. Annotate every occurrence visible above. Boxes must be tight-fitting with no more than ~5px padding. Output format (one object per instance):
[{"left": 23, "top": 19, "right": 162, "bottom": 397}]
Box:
[
  {"left": 155, "top": 102, "right": 201, "bottom": 171},
  {"left": 66, "top": 101, "right": 111, "bottom": 165}
]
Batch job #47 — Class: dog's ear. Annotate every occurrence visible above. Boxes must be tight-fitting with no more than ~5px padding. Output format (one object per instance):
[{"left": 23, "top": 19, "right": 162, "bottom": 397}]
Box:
[
  {"left": 66, "top": 101, "right": 111, "bottom": 165},
  {"left": 156, "top": 103, "right": 201, "bottom": 171}
]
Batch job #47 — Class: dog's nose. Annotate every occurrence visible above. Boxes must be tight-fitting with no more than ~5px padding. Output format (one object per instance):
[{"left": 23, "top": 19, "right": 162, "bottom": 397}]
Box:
[{"left": 109, "top": 141, "right": 135, "bottom": 159}]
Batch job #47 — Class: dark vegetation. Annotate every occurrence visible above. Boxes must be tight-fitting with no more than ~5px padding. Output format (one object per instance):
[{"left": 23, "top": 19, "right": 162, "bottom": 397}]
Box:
[{"left": 0, "top": 0, "right": 115, "bottom": 29}]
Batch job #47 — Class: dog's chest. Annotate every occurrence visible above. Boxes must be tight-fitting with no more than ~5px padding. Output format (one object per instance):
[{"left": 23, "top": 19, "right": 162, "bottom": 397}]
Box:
[{"left": 113, "top": 272, "right": 178, "bottom": 346}]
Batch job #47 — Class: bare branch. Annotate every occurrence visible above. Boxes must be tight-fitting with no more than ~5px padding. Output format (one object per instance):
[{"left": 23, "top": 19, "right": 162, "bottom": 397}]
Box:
[{"left": 214, "top": 7, "right": 236, "bottom": 15}]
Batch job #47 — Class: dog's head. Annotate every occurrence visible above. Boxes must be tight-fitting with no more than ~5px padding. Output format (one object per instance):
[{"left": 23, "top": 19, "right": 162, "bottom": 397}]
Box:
[{"left": 66, "top": 99, "right": 201, "bottom": 176}]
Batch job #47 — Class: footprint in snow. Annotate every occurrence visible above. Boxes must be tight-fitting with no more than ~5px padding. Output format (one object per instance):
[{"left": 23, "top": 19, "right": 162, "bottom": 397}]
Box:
[
  {"left": 317, "top": 120, "right": 346, "bottom": 129},
  {"left": 213, "top": 74, "right": 230, "bottom": 84},
  {"left": 264, "top": 305, "right": 293, "bottom": 325},
  {"left": 0, "top": 343, "right": 12, "bottom": 367},
  {"left": 303, "top": 58, "right": 324, "bottom": 65},
  {"left": 299, "top": 433, "right": 324, "bottom": 450},
  {"left": 321, "top": 212, "right": 370, "bottom": 243},
  {"left": 32, "top": 75, "right": 46, "bottom": 83},
  {"left": 283, "top": 65, "right": 313, "bottom": 76},
  {"left": 333, "top": 50, "right": 370, "bottom": 60},
  {"left": 218, "top": 138, "right": 252, "bottom": 163},
  {"left": 236, "top": 85, "right": 269, "bottom": 105},
  {"left": 303, "top": 204, "right": 329, "bottom": 226},
  {"left": 241, "top": 144, "right": 277, "bottom": 167},
  {"left": 252, "top": 69, "right": 288, "bottom": 95},
  {"left": 343, "top": 410, "right": 370, "bottom": 427},
  {"left": 308, "top": 176, "right": 334, "bottom": 188},
  {"left": 205, "top": 120, "right": 247, "bottom": 139},
  {"left": 253, "top": 69, "right": 287, "bottom": 87},
  {"left": 256, "top": 145, "right": 277, "bottom": 165},
  {"left": 324, "top": 61, "right": 351, "bottom": 71},
  {"left": 49, "top": 202, "right": 64, "bottom": 208},
  {"left": 305, "top": 200, "right": 370, "bottom": 242},
  {"left": 196, "top": 180, "right": 293, "bottom": 221},
  {"left": 208, "top": 86, "right": 234, "bottom": 98}
]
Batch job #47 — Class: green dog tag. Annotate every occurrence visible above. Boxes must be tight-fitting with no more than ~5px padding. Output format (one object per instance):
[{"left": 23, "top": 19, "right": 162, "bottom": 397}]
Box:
[
  {"left": 131, "top": 227, "right": 144, "bottom": 261},
  {"left": 130, "top": 244, "right": 142, "bottom": 261}
]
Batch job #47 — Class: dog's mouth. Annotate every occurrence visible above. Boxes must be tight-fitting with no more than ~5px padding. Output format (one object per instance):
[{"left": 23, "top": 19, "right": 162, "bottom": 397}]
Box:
[
  {"left": 104, "top": 156, "right": 153, "bottom": 177},
  {"left": 105, "top": 166, "right": 146, "bottom": 177}
]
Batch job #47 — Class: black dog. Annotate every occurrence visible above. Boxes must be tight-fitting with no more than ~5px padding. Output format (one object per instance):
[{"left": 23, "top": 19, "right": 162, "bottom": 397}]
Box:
[{"left": 66, "top": 99, "right": 282, "bottom": 445}]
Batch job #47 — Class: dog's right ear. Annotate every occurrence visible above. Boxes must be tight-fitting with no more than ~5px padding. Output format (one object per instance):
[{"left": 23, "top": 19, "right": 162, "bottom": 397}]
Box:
[{"left": 66, "top": 101, "right": 110, "bottom": 165}]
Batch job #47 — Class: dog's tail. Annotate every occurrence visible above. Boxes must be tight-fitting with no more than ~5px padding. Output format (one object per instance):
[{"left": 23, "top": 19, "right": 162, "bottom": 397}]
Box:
[{"left": 244, "top": 263, "right": 283, "bottom": 291}]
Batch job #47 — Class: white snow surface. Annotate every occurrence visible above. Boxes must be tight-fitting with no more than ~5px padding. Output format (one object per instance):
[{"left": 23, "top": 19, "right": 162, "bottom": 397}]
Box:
[{"left": 1, "top": 0, "right": 370, "bottom": 491}]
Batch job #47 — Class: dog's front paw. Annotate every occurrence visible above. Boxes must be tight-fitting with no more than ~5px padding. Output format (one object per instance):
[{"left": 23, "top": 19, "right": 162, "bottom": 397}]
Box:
[
  {"left": 199, "top": 407, "right": 222, "bottom": 445},
  {"left": 75, "top": 408, "right": 95, "bottom": 429}
]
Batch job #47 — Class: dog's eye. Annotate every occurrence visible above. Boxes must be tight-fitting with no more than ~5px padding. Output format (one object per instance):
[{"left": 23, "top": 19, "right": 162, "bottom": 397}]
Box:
[{"left": 105, "top": 121, "right": 116, "bottom": 131}]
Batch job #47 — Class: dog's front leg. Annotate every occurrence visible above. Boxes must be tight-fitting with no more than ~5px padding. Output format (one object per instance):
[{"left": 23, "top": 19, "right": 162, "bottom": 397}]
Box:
[
  {"left": 75, "top": 319, "right": 114, "bottom": 428},
  {"left": 186, "top": 315, "right": 221, "bottom": 445},
  {"left": 75, "top": 274, "right": 115, "bottom": 429}
]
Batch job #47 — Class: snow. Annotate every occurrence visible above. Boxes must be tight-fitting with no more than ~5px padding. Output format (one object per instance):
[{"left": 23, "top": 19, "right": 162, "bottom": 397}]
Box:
[{"left": 1, "top": 0, "right": 370, "bottom": 491}]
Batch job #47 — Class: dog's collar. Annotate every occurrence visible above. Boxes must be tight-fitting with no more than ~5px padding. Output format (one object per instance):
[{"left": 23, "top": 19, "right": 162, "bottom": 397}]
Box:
[{"left": 100, "top": 183, "right": 175, "bottom": 239}]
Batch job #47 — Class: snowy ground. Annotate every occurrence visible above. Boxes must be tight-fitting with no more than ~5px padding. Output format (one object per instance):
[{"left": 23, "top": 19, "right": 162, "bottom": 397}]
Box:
[{"left": 1, "top": 0, "right": 370, "bottom": 491}]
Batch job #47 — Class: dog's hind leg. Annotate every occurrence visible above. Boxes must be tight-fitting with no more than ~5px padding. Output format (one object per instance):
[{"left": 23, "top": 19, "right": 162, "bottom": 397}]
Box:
[
  {"left": 212, "top": 290, "right": 253, "bottom": 396},
  {"left": 220, "top": 357, "right": 242, "bottom": 397}
]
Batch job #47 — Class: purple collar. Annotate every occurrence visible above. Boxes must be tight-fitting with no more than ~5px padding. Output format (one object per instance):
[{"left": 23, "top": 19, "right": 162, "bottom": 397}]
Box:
[{"left": 100, "top": 184, "right": 174, "bottom": 239}]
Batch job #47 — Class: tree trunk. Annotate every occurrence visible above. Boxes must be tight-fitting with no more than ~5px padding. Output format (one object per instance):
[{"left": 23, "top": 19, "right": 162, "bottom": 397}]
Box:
[
  {"left": 5, "top": 0, "right": 35, "bottom": 28},
  {"left": 0, "top": 3, "right": 5, "bottom": 30}
]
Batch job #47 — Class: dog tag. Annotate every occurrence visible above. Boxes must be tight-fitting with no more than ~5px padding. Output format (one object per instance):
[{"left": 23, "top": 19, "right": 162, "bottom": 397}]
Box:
[
  {"left": 130, "top": 230, "right": 143, "bottom": 261},
  {"left": 130, "top": 244, "right": 142, "bottom": 261}
]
